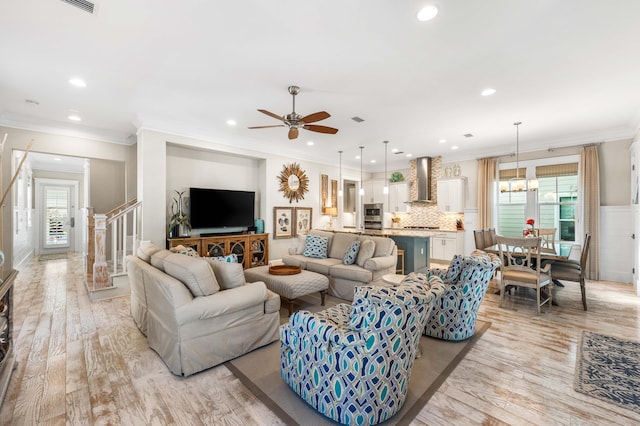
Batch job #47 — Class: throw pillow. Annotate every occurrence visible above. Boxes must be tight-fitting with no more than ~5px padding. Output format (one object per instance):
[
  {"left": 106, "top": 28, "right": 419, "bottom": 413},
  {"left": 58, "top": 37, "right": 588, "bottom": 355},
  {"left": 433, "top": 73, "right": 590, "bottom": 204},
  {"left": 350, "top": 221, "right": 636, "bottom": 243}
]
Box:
[
  {"left": 150, "top": 249, "right": 172, "bottom": 272},
  {"left": 136, "top": 242, "right": 162, "bottom": 263},
  {"left": 170, "top": 245, "right": 200, "bottom": 257},
  {"left": 207, "top": 260, "right": 245, "bottom": 289},
  {"left": 303, "top": 235, "right": 329, "bottom": 259},
  {"left": 356, "top": 239, "right": 376, "bottom": 267},
  {"left": 294, "top": 234, "right": 307, "bottom": 255},
  {"left": 163, "top": 253, "right": 220, "bottom": 297},
  {"left": 343, "top": 240, "right": 361, "bottom": 265},
  {"left": 206, "top": 253, "right": 238, "bottom": 263}
]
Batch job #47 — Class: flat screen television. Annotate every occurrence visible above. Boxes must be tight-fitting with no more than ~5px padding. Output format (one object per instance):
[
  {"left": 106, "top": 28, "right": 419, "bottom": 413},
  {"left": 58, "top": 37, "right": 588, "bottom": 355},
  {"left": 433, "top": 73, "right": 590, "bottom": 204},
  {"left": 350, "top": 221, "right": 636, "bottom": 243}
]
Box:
[{"left": 189, "top": 188, "right": 255, "bottom": 229}]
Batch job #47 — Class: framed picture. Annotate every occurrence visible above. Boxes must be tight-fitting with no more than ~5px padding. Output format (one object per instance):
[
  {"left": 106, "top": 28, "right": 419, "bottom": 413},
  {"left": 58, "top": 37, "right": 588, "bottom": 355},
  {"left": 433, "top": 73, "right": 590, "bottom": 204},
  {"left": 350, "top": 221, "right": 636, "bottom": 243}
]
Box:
[
  {"left": 294, "top": 207, "right": 313, "bottom": 236},
  {"left": 273, "top": 207, "right": 294, "bottom": 239}
]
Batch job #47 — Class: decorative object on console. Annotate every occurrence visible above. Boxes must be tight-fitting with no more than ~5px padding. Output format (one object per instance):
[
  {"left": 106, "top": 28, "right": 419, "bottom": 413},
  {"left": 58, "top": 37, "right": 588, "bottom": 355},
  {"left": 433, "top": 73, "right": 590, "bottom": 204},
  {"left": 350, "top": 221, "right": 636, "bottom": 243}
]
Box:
[
  {"left": 254, "top": 218, "right": 264, "bottom": 234},
  {"left": 169, "top": 190, "right": 191, "bottom": 238},
  {"left": 278, "top": 162, "right": 309, "bottom": 203},
  {"left": 322, "top": 206, "right": 338, "bottom": 230},
  {"left": 456, "top": 219, "right": 464, "bottom": 230},
  {"left": 248, "top": 85, "right": 339, "bottom": 140},
  {"left": 273, "top": 206, "right": 294, "bottom": 239}
]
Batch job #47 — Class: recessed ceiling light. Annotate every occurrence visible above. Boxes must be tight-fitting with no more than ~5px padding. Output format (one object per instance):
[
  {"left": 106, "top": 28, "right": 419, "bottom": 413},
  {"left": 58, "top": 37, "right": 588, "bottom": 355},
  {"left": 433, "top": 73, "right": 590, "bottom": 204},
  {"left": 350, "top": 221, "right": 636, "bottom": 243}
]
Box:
[
  {"left": 391, "top": 148, "right": 399, "bottom": 153},
  {"left": 226, "top": 119, "right": 236, "bottom": 126},
  {"left": 355, "top": 155, "right": 361, "bottom": 160},
  {"left": 370, "top": 160, "right": 376, "bottom": 164},
  {"left": 417, "top": 5, "right": 438, "bottom": 22},
  {"left": 481, "top": 88, "right": 496, "bottom": 96},
  {"left": 451, "top": 146, "right": 459, "bottom": 150},
  {"left": 439, "top": 139, "right": 447, "bottom": 144},
  {"left": 406, "top": 153, "right": 413, "bottom": 157},
  {"left": 69, "top": 78, "right": 86, "bottom": 87},
  {"left": 307, "top": 141, "right": 314, "bottom": 146},
  {"left": 53, "top": 157, "right": 62, "bottom": 161},
  {"left": 68, "top": 115, "right": 82, "bottom": 121}
]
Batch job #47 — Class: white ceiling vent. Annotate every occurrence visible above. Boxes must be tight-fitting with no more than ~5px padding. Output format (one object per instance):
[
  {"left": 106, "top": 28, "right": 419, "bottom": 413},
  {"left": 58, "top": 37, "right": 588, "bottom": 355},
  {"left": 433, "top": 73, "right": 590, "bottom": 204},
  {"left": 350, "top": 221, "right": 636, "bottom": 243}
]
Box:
[{"left": 60, "top": 0, "right": 96, "bottom": 14}]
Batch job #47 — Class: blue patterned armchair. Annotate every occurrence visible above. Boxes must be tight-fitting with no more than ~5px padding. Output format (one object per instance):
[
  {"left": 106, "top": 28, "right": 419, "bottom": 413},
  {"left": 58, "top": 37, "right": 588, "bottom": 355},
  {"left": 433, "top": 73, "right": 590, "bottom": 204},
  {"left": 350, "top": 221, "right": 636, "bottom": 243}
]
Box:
[
  {"left": 424, "top": 250, "right": 501, "bottom": 341},
  {"left": 280, "top": 278, "right": 445, "bottom": 425}
]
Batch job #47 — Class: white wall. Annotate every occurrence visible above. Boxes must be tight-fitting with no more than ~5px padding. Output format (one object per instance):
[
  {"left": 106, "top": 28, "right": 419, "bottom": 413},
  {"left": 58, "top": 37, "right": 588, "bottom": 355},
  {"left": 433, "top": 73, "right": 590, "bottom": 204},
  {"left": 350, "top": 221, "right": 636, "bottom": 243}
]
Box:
[
  {"left": 0, "top": 126, "right": 133, "bottom": 269},
  {"left": 137, "top": 128, "right": 362, "bottom": 260}
]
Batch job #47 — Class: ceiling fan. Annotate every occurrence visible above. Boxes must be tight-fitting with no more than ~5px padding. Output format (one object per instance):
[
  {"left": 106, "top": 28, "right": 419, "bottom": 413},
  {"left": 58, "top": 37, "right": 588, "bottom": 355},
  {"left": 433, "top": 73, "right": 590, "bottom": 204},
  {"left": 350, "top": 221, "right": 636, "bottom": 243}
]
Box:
[{"left": 249, "top": 85, "right": 339, "bottom": 140}]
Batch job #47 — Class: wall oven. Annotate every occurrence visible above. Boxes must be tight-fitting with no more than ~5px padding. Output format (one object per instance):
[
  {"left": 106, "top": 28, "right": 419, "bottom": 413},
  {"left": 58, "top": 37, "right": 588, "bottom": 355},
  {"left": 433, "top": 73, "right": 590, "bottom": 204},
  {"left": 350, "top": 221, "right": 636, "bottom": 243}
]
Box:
[{"left": 364, "top": 203, "right": 383, "bottom": 230}]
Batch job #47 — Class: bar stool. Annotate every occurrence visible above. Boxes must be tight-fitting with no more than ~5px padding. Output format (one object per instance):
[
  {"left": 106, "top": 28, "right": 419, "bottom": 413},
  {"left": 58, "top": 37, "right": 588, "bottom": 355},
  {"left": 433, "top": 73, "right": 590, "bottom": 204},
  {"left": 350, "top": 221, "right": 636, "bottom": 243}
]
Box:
[{"left": 396, "top": 249, "right": 405, "bottom": 274}]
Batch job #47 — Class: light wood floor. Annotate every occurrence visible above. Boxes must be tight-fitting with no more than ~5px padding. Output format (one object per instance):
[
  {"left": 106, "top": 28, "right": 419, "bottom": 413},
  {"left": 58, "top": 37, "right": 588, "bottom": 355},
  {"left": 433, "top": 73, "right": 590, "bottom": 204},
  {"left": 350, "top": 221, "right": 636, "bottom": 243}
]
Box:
[{"left": 1, "top": 254, "right": 640, "bottom": 425}]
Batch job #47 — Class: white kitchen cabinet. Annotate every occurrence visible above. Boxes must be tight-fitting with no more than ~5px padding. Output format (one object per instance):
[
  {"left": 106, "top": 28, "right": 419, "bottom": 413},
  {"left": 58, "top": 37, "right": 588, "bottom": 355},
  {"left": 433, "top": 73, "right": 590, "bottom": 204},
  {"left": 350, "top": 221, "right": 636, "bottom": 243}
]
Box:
[
  {"left": 362, "top": 179, "right": 386, "bottom": 205},
  {"left": 388, "top": 182, "right": 410, "bottom": 212},
  {"left": 430, "top": 232, "right": 464, "bottom": 262},
  {"left": 437, "top": 177, "right": 466, "bottom": 213}
]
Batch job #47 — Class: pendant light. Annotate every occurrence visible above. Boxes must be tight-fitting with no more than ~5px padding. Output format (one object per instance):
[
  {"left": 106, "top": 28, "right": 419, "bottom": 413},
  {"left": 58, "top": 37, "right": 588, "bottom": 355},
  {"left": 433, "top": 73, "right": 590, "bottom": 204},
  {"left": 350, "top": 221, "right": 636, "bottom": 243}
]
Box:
[
  {"left": 383, "top": 141, "right": 389, "bottom": 195},
  {"left": 500, "top": 122, "right": 539, "bottom": 192},
  {"left": 359, "top": 146, "right": 364, "bottom": 196},
  {"left": 338, "top": 150, "right": 343, "bottom": 197}
]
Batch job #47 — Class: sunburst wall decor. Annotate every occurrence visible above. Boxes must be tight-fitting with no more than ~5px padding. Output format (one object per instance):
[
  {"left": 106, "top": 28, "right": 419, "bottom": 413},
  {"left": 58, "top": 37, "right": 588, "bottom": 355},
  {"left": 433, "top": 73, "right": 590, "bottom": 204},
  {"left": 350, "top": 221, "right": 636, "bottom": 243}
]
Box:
[{"left": 278, "top": 162, "right": 309, "bottom": 203}]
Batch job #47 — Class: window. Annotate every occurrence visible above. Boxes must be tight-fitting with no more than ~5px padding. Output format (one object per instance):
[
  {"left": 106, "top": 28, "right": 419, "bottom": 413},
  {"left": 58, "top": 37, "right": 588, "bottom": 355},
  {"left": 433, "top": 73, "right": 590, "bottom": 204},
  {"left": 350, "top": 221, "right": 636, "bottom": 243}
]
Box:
[{"left": 498, "top": 159, "right": 579, "bottom": 242}]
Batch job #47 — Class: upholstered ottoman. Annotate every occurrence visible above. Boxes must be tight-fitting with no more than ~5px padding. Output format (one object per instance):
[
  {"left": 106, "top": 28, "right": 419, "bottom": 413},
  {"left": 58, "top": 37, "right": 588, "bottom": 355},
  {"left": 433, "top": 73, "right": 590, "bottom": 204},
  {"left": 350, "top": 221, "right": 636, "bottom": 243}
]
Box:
[{"left": 244, "top": 265, "right": 329, "bottom": 315}]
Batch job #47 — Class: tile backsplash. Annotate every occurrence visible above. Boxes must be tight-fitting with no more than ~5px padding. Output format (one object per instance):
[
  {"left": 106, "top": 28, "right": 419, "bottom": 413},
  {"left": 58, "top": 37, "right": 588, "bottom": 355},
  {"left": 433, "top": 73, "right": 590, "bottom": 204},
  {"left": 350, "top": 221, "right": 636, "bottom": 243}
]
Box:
[
  {"left": 394, "top": 156, "right": 464, "bottom": 231},
  {"left": 392, "top": 205, "right": 464, "bottom": 231}
]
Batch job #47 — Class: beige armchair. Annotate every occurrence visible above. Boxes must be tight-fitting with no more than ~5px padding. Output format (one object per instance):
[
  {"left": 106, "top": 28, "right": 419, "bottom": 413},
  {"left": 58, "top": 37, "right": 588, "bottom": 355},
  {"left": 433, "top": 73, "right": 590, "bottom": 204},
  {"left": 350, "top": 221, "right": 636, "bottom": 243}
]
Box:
[{"left": 497, "top": 236, "right": 553, "bottom": 314}]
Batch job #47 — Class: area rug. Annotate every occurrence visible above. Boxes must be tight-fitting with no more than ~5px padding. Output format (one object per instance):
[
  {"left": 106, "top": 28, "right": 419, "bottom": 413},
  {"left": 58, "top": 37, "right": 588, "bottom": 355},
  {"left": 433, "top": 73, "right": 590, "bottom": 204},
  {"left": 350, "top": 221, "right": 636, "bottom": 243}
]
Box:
[
  {"left": 227, "top": 310, "right": 490, "bottom": 426},
  {"left": 38, "top": 253, "right": 69, "bottom": 261},
  {"left": 575, "top": 331, "right": 640, "bottom": 415}
]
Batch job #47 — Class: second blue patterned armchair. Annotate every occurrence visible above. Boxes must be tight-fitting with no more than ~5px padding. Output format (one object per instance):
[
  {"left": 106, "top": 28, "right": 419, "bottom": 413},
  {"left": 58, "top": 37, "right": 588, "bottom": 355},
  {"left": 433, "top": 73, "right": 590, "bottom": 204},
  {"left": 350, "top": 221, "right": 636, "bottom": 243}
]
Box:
[
  {"left": 424, "top": 250, "right": 501, "bottom": 341},
  {"left": 279, "top": 278, "right": 445, "bottom": 425}
]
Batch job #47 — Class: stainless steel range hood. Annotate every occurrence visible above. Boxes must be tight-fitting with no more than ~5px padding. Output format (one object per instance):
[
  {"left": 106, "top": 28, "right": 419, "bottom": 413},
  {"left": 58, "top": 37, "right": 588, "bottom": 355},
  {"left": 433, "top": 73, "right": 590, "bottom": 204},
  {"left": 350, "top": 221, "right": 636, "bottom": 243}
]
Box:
[{"left": 415, "top": 156, "right": 433, "bottom": 202}]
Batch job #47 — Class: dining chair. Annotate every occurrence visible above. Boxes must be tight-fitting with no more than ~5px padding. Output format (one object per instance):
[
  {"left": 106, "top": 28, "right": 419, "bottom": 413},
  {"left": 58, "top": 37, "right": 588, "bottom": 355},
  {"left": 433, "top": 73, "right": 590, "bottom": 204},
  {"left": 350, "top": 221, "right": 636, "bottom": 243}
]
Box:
[
  {"left": 496, "top": 235, "right": 553, "bottom": 314},
  {"left": 474, "top": 229, "right": 486, "bottom": 250},
  {"left": 483, "top": 228, "right": 497, "bottom": 248},
  {"left": 537, "top": 228, "right": 556, "bottom": 252},
  {"left": 550, "top": 234, "right": 591, "bottom": 310}
]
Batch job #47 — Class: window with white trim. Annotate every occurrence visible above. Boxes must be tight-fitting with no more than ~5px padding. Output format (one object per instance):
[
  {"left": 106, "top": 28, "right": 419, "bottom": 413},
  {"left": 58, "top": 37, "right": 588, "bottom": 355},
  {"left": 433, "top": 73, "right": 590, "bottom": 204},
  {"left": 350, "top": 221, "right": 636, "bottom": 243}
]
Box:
[{"left": 497, "top": 158, "right": 579, "bottom": 242}]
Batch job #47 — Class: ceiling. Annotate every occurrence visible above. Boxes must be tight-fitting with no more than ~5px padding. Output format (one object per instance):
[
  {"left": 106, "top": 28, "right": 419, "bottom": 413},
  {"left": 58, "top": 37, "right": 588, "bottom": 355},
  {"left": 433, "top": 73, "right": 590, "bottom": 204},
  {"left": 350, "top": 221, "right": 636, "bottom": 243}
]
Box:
[{"left": 2, "top": 0, "right": 640, "bottom": 173}]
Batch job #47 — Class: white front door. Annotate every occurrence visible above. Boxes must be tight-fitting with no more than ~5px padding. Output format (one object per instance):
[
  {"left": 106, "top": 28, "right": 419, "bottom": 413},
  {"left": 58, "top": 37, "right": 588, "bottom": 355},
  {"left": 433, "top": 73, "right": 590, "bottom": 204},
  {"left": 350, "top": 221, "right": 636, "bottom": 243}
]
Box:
[{"left": 41, "top": 184, "right": 74, "bottom": 251}]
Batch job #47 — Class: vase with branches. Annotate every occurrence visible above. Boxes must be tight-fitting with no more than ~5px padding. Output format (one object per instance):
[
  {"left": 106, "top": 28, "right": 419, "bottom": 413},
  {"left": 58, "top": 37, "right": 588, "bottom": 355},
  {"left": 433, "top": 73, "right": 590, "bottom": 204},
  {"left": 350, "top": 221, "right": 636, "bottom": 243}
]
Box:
[{"left": 169, "top": 190, "right": 191, "bottom": 238}]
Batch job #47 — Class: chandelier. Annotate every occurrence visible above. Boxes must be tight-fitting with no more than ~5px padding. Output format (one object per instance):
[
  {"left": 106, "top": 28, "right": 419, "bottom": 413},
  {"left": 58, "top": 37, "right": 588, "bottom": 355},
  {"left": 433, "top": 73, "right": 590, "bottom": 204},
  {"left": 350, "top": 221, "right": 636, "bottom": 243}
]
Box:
[{"left": 499, "top": 122, "right": 539, "bottom": 193}]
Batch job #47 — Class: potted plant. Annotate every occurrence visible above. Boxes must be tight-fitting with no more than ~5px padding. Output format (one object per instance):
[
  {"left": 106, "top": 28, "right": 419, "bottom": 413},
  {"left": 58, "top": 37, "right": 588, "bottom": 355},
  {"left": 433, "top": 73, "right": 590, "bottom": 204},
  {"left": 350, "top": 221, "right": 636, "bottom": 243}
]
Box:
[{"left": 169, "top": 190, "right": 191, "bottom": 238}]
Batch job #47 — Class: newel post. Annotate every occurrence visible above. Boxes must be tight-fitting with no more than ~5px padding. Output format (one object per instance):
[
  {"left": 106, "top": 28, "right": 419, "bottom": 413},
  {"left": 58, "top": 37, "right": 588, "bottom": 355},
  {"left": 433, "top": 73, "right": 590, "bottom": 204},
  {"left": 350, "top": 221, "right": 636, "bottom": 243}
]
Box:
[{"left": 93, "top": 213, "right": 109, "bottom": 289}]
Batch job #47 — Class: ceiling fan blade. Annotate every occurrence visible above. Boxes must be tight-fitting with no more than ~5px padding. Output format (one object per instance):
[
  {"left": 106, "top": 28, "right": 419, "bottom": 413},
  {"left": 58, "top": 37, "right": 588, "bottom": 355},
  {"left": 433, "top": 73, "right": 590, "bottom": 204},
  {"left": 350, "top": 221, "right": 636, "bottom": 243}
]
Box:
[
  {"left": 248, "top": 125, "right": 285, "bottom": 129},
  {"left": 301, "top": 111, "right": 330, "bottom": 124},
  {"left": 288, "top": 128, "right": 299, "bottom": 140},
  {"left": 303, "top": 124, "right": 339, "bottom": 135},
  {"left": 258, "top": 109, "right": 284, "bottom": 121}
]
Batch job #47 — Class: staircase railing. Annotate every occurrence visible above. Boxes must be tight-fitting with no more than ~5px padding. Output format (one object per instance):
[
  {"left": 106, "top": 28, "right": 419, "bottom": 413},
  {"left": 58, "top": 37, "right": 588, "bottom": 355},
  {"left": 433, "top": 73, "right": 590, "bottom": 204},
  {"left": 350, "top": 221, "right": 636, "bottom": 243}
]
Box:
[{"left": 87, "top": 198, "right": 142, "bottom": 291}]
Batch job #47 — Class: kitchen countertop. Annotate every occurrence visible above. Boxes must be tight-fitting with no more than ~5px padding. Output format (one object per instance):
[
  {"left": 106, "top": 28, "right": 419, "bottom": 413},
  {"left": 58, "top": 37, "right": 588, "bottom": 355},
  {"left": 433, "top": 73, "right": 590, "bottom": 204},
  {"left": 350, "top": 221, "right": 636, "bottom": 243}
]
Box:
[{"left": 336, "top": 228, "right": 464, "bottom": 237}]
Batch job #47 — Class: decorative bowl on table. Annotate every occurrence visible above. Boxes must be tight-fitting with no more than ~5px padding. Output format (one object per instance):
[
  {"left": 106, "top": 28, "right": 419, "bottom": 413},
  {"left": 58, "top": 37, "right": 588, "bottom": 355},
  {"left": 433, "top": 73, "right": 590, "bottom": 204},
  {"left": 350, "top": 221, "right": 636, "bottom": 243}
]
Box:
[{"left": 269, "top": 265, "right": 301, "bottom": 275}]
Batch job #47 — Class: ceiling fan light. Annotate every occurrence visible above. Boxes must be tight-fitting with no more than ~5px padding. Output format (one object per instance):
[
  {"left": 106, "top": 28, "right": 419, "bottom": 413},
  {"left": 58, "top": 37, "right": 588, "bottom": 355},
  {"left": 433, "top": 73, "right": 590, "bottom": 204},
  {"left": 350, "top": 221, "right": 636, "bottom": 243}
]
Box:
[{"left": 417, "top": 5, "right": 438, "bottom": 22}]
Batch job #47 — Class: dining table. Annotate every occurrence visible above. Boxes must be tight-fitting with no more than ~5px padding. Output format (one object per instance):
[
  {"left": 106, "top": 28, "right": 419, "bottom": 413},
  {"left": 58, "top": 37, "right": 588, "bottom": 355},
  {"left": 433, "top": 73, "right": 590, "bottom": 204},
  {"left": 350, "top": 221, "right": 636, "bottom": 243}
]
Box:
[
  {"left": 483, "top": 241, "right": 580, "bottom": 262},
  {"left": 483, "top": 241, "right": 581, "bottom": 293}
]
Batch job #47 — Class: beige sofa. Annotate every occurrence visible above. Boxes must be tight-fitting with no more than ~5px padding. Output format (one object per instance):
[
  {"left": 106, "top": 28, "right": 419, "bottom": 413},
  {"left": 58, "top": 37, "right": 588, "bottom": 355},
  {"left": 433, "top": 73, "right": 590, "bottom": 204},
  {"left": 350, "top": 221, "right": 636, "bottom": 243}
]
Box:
[
  {"left": 282, "top": 230, "right": 397, "bottom": 301},
  {"left": 126, "top": 243, "right": 280, "bottom": 377}
]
